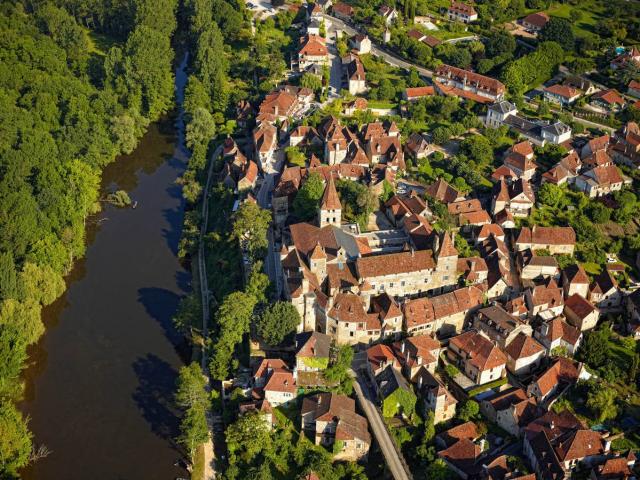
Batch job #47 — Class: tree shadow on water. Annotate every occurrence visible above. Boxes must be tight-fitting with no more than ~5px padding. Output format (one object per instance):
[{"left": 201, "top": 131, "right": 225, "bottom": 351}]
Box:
[
  {"left": 131, "top": 354, "right": 181, "bottom": 446},
  {"left": 137, "top": 287, "right": 183, "bottom": 346}
]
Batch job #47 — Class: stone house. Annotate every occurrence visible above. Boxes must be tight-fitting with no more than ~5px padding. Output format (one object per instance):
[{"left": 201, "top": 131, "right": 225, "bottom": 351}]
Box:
[
  {"left": 403, "top": 285, "right": 484, "bottom": 338},
  {"left": 534, "top": 317, "right": 582, "bottom": 355},
  {"left": 413, "top": 367, "right": 457, "bottom": 424},
  {"left": 473, "top": 305, "right": 533, "bottom": 349},
  {"left": 562, "top": 264, "right": 590, "bottom": 298},
  {"left": 447, "top": 1, "right": 478, "bottom": 23},
  {"left": 295, "top": 331, "right": 331, "bottom": 375},
  {"left": 504, "top": 332, "right": 546, "bottom": 376},
  {"left": 447, "top": 330, "right": 508, "bottom": 385},
  {"left": 589, "top": 270, "right": 624, "bottom": 313},
  {"left": 515, "top": 226, "right": 576, "bottom": 255},
  {"left": 375, "top": 364, "right": 417, "bottom": 417},
  {"left": 564, "top": 293, "right": 599, "bottom": 331},
  {"left": 526, "top": 357, "right": 588, "bottom": 405},
  {"left": 301, "top": 393, "right": 371, "bottom": 461}
]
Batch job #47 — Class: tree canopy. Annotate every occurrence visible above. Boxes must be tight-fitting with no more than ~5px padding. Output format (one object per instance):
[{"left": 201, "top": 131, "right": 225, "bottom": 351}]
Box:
[{"left": 256, "top": 301, "right": 301, "bottom": 346}]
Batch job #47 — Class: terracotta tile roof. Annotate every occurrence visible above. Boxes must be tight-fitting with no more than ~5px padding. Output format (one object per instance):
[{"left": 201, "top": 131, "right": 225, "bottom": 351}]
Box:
[
  {"left": 434, "top": 80, "right": 494, "bottom": 104},
  {"left": 329, "top": 293, "right": 368, "bottom": 324},
  {"left": 494, "top": 178, "right": 510, "bottom": 202},
  {"left": 525, "top": 409, "right": 583, "bottom": 441},
  {"left": 403, "top": 286, "right": 484, "bottom": 328},
  {"left": 533, "top": 357, "right": 581, "bottom": 397},
  {"left": 586, "top": 134, "right": 610, "bottom": 153},
  {"left": 264, "top": 369, "right": 296, "bottom": 393},
  {"left": 448, "top": 1, "right": 477, "bottom": 16},
  {"left": 529, "top": 284, "right": 564, "bottom": 308},
  {"left": 556, "top": 429, "right": 604, "bottom": 462},
  {"left": 332, "top": 2, "right": 353, "bottom": 16},
  {"left": 485, "top": 387, "right": 528, "bottom": 411},
  {"left": 542, "top": 317, "right": 581, "bottom": 345},
  {"left": 523, "top": 11, "right": 550, "bottom": 28},
  {"left": 255, "top": 358, "right": 288, "bottom": 379},
  {"left": 435, "top": 64, "right": 504, "bottom": 96},
  {"left": 367, "top": 344, "right": 398, "bottom": 371},
  {"left": 478, "top": 224, "right": 505, "bottom": 239},
  {"left": 439, "top": 232, "right": 458, "bottom": 257},
  {"left": 592, "top": 88, "right": 626, "bottom": 106},
  {"left": 426, "top": 177, "right": 462, "bottom": 203},
  {"left": 491, "top": 165, "right": 517, "bottom": 181},
  {"left": 448, "top": 199, "right": 482, "bottom": 215},
  {"left": 460, "top": 209, "right": 491, "bottom": 225},
  {"left": 422, "top": 35, "right": 441, "bottom": 48},
  {"left": 438, "top": 438, "right": 481, "bottom": 471},
  {"left": 450, "top": 330, "right": 508, "bottom": 370},
  {"left": 516, "top": 226, "right": 576, "bottom": 247},
  {"left": 545, "top": 84, "right": 580, "bottom": 99},
  {"left": 563, "top": 264, "right": 589, "bottom": 285},
  {"left": 356, "top": 249, "right": 436, "bottom": 278},
  {"left": 565, "top": 293, "right": 597, "bottom": 320},
  {"left": 296, "top": 331, "right": 331, "bottom": 360},
  {"left": 589, "top": 164, "right": 624, "bottom": 186},
  {"left": 438, "top": 421, "right": 479, "bottom": 447},
  {"left": 407, "top": 28, "right": 425, "bottom": 41},
  {"left": 320, "top": 176, "right": 341, "bottom": 210},
  {"left": 404, "top": 86, "right": 436, "bottom": 100},
  {"left": 299, "top": 34, "right": 328, "bottom": 57},
  {"left": 596, "top": 457, "right": 633, "bottom": 478},
  {"left": 505, "top": 332, "right": 545, "bottom": 360},
  {"left": 326, "top": 262, "right": 359, "bottom": 291}
]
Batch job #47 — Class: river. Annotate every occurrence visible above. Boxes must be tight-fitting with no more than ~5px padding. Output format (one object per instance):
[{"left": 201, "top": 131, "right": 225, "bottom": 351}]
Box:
[{"left": 20, "top": 54, "right": 191, "bottom": 479}]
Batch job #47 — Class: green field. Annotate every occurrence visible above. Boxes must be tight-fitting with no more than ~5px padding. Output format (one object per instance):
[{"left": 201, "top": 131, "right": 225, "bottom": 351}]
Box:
[{"left": 545, "top": 0, "right": 606, "bottom": 37}]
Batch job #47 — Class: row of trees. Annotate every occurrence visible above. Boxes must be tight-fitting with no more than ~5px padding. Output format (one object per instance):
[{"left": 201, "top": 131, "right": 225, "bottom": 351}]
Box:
[{"left": 0, "top": 0, "right": 178, "bottom": 475}]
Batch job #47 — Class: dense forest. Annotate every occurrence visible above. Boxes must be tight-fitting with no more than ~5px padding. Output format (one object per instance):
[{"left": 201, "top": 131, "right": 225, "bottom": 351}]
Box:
[{"left": 0, "top": 0, "right": 177, "bottom": 476}]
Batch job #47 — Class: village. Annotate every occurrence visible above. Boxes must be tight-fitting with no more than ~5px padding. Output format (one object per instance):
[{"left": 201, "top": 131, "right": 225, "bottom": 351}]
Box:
[{"left": 208, "top": 0, "right": 640, "bottom": 479}]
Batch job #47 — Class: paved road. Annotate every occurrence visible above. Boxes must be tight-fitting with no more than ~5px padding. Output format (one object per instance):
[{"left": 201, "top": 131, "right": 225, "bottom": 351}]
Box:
[
  {"left": 324, "top": 14, "right": 433, "bottom": 78},
  {"left": 197, "top": 143, "right": 223, "bottom": 480},
  {"left": 351, "top": 352, "right": 412, "bottom": 480}
]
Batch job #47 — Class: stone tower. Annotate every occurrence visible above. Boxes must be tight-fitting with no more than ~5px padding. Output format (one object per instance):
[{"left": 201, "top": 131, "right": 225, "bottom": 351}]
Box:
[
  {"left": 435, "top": 231, "right": 458, "bottom": 291},
  {"left": 318, "top": 176, "right": 341, "bottom": 228}
]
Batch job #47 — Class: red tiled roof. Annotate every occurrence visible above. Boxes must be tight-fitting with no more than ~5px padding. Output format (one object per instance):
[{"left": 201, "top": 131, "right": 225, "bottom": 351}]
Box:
[
  {"left": 356, "top": 249, "right": 436, "bottom": 278},
  {"left": 320, "top": 176, "right": 341, "bottom": 210},
  {"left": 299, "top": 34, "right": 328, "bottom": 57},
  {"left": 505, "top": 332, "right": 545, "bottom": 360},
  {"left": 545, "top": 84, "right": 580, "bottom": 99},
  {"left": 522, "top": 11, "right": 550, "bottom": 28},
  {"left": 450, "top": 330, "right": 507, "bottom": 370},
  {"left": 565, "top": 293, "right": 597, "bottom": 320},
  {"left": 592, "top": 89, "right": 626, "bottom": 106},
  {"left": 405, "top": 86, "right": 435, "bottom": 99},
  {"left": 435, "top": 65, "right": 505, "bottom": 96},
  {"left": 534, "top": 357, "right": 580, "bottom": 397}
]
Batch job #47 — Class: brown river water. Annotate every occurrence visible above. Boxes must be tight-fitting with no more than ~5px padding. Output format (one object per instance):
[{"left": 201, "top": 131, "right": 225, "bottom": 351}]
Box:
[{"left": 20, "top": 54, "right": 192, "bottom": 480}]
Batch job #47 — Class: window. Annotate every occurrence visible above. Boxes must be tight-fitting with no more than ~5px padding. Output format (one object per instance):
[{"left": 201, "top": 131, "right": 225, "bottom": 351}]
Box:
[
  {"left": 443, "top": 275, "right": 449, "bottom": 281},
  {"left": 390, "top": 282, "right": 394, "bottom": 287},
  {"left": 371, "top": 284, "right": 376, "bottom": 290},
  {"left": 401, "top": 281, "right": 405, "bottom": 287},
  {"left": 350, "top": 331, "right": 354, "bottom": 337}
]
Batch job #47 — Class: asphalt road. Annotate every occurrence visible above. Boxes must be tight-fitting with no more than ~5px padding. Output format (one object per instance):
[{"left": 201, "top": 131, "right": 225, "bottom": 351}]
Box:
[
  {"left": 351, "top": 351, "right": 412, "bottom": 480},
  {"left": 324, "top": 13, "right": 433, "bottom": 78}
]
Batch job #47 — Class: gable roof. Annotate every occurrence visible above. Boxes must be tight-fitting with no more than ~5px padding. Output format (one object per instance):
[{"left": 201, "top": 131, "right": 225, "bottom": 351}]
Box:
[
  {"left": 296, "top": 331, "right": 331, "bottom": 359},
  {"left": 533, "top": 357, "right": 581, "bottom": 397},
  {"left": 356, "top": 249, "right": 436, "bottom": 278},
  {"left": 450, "top": 330, "right": 508, "bottom": 371},
  {"left": 505, "top": 332, "right": 545, "bottom": 360}
]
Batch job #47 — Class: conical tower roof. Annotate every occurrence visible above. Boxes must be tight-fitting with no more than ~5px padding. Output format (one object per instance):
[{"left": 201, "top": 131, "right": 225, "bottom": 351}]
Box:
[
  {"left": 439, "top": 232, "right": 458, "bottom": 257},
  {"left": 320, "top": 176, "right": 341, "bottom": 210}
]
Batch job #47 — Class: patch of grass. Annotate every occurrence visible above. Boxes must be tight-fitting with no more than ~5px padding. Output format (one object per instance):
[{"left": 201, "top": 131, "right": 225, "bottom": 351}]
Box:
[
  {"left": 191, "top": 443, "right": 205, "bottom": 480},
  {"left": 581, "top": 262, "right": 602, "bottom": 275},
  {"left": 85, "top": 29, "right": 119, "bottom": 56},
  {"left": 545, "top": 0, "right": 606, "bottom": 37},
  {"left": 366, "top": 100, "right": 398, "bottom": 109}
]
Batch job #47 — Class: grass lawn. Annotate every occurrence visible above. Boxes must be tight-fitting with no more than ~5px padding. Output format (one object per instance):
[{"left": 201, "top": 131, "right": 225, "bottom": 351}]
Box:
[
  {"left": 429, "top": 28, "right": 473, "bottom": 41},
  {"left": 85, "top": 29, "right": 120, "bottom": 56},
  {"left": 581, "top": 262, "right": 602, "bottom": 275},
  {"left": 191, "top": 444, "right": 205, "bottom": 480},
  {"left": 366, "top": 100, "right": 398, "bottom": 109},
  {"left": 545, "top": 0, "right": 606, "bottom": 37}
]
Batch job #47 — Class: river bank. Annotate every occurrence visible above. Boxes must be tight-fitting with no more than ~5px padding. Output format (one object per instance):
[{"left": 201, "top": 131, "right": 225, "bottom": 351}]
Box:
[{"left": 19, "top": 55, "right": 192, "bottom": 480}]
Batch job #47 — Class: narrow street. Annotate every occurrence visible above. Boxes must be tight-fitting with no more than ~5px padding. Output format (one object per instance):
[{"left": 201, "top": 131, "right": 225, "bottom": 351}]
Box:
[{"left": 351, "top": 352, "right": 413, "bottom": 480}]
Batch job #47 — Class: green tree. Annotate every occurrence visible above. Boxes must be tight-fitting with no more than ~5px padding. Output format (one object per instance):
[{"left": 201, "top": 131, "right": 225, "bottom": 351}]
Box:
[
  {"left": 231, "top": 202, "right": 271, "bottom": 258},
  {"left": 324, "top": 345, "right": 354, "bottom": 394},
  {"left": 176, "top": 362, "right": 209, "bottom": 412},
  {"left": 425, "top": 458, "right": 452, "bottom": 480},
  {"left": 540, "top": 17, "right": 575, "bottom": 51},
  {"left": 578, "top": 329, "right": 609, "bottom": 368},
  {"left": 285, "top": 146, "right": 306, "bottom": 167},
  {"left": 186, "top": 107, "right": 216, "bottom": 150},
  {"left": 226, "top": 411, "right": 271, "bottom": 463},
  {"left": 292, "top": 173, "right": 325, "bottom": 221},
  {"left": 300, "top": 73, "right": 323, "bottom": 92},
  {"left": 587, "top": 382, "right": 618, "bottom": 422},
  {"left": 0, "top": 401, "right": 32, "bottom": 477},
  {"left": 538, "top": 183, "right": 564, "bottom": 207},
  {"left": 457, "top": 399, "right": 480, "bottom": 422},
  {"left": 175, "top": 363, "right": 210, "bottom": 462},
  {"left": 256, "top": 301, "right": 301, "bottom": 346}
]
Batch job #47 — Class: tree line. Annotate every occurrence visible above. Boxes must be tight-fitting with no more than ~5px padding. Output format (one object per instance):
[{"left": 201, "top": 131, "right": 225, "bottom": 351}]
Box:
[{"left": 0, "top": 0, "right": 177, "bottom": 475}]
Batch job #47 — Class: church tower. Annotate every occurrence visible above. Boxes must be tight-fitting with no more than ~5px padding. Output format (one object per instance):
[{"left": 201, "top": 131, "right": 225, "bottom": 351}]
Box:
[
  {"left": 318, "top": 176, "right": 342, "bottom": 228},
  {"left": 435, "top": 232, "right": 458, "bottom": 291}
]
